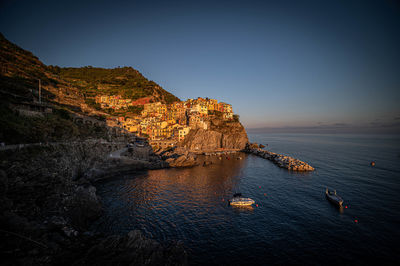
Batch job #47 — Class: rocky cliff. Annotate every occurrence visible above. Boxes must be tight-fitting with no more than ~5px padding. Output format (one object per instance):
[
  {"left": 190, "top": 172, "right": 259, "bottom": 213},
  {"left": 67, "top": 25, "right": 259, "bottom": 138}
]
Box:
[
  {"left": 0, "top": 141, "right": 185, "bottom": 265},
  {"left": 180, "top": 117, "right": 248, "bottom": 152}
]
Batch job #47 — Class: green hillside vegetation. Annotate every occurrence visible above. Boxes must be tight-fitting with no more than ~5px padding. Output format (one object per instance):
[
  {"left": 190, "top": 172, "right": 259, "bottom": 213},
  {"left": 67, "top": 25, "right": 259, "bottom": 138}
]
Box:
[
  {"left": 0, "top": 32, "right": 183, "bottom": 143},
  {"left": 48, "top": 66, "right": 180, "bottom": 104},
  {"left": 0, "top": 33, "right": 60, "bottom": 99},
  {"left": 0, "top": 104, "right": 108, "bottom": 144}
]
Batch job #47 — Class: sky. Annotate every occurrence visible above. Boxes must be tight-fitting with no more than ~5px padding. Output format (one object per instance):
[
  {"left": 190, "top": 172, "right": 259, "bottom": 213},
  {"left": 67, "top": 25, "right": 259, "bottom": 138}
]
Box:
[{"left": 1, "top": 0, "right": 399, "bottom": 133}]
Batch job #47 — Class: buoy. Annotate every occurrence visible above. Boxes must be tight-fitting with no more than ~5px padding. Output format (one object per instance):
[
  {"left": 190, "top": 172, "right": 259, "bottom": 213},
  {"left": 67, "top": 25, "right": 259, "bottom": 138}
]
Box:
[
  {"left": 370, "top": 161, "right": 375, "bottom": 166},
  {"left": 345, "top": 206, "right": 348, "bottom": 209},
  {"left": 256, "top": 204, "right": 259, "bottom": 207},
  {"left": 354, "top": 219, "right": 358, "bottom": 223}
]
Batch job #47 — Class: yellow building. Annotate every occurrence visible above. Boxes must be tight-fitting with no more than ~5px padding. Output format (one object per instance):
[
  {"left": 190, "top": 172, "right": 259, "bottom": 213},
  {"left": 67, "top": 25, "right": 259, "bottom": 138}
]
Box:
[
  {"left": 207, "top": 99, "right": 218, "bottom": 112},
  {"left": 199, "top": 104, "right": 208, "bottom": 116},
  {"left": 223, "top": 103, "right": 233, "bottom": 113},
  {"left": 177, "top": 126, "right": 190, "bottom": 141},
  {"left": 160, "top": 121, "right": 168, "bottom": 129},
  {"left": 223, "top": 112, "right": 233, "bottom": 120},
  {"left": 157, "top": 104, "right": 167, "bottom": 114},
  {"left": 125, "top": 124, "right": 138, "bottom": 133}
]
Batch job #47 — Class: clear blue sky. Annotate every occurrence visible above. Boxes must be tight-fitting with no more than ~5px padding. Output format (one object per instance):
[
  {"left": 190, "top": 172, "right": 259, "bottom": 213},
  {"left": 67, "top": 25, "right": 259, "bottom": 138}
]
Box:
[{"left": 1, "top": 0, "right": 399, "bottom": 132}]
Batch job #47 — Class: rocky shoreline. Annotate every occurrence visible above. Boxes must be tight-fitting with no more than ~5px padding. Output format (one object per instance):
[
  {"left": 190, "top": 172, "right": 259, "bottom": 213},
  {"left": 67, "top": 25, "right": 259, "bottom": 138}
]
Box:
[
  {"left": 0, "top": 140, "right": 187, "bottom": 266},
  {"left": 0, "top": 137, "right": 315, "bottom": 265},
  {"left": 245, "top": 143, "right": 315, "bottom": 171}
]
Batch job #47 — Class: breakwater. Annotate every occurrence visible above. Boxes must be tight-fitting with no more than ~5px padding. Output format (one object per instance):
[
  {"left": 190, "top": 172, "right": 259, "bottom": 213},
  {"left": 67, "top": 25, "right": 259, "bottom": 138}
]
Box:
[{"left": 247, "top": 147, "right": 314, "bottom": 171}]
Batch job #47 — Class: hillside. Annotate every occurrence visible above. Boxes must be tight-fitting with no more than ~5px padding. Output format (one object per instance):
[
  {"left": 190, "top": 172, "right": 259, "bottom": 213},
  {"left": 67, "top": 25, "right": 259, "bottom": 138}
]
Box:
[
  {"left": 0, "top": 33, "right": 102, "bottom": 143},
  {"left": 49, "top": 66, "right": 180, "bottom": 104},
  {"left": 0, "top": 33, "right": 61, "bottom": 101},
  {"left": 0, "top": 33, "right": 180, "bottom": 143},
  {"left": 0, "top": 33, "right": 179, "bottom": 105}
]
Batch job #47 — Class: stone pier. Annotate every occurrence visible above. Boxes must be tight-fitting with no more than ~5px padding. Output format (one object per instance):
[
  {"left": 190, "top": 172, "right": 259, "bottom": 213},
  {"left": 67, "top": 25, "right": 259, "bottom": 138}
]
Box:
[{"left": 246, "top": 146, "right": 314, "bottom": 171}]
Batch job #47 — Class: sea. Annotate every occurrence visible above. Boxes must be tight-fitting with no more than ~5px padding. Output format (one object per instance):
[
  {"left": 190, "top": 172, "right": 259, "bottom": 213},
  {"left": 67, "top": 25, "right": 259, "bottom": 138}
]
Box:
[{"left": 93, "top": 133, "right": 400, "bottom": 265}]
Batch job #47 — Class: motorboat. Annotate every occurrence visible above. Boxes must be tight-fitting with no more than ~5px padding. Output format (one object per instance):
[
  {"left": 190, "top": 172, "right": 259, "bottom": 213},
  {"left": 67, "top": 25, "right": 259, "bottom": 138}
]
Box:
[
  {"left": 229, "top": 193, "right": 255, "bottom": 206},
  {"left": 325, "top": 188, "right": 344, "bottom": 207},
  {"left": 135, "top": 141, "right": 145, "bottom": 147}
]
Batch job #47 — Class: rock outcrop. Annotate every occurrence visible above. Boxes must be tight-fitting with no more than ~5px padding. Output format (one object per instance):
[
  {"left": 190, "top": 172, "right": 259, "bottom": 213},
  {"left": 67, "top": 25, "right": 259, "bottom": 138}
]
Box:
[
  {"left": 72, "top": 230, "right": 187, "bottom": 266},
  {"left": 181, "top": 118, "right": 248, "bottom": 152},
  {"left": 165, "top": 153, "right": 199, "bottom": 168},
  {"left": 0, "top": 141, "right": 186, "bottom": 265},
  {"left": 121, "top": 144, "right": 159, "bottom": 162}
]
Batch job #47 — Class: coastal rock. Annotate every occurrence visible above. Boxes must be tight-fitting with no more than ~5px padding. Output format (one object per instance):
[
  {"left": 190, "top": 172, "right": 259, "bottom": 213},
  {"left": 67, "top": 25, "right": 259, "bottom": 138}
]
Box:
[
  {"left": 246, "top": 143, "right": 260, "bottom": 150},
  {"left": 0, "top": 170, "right": 12, "bottom": 212},
  {"left": 0, "top": 170, "right": 8, "bottom": 195},
  {"left": 181, "top": 129, "right": 222, "bottom": 151},
  {"left": 203, "top": 161, "right": 212, "bottom": 166},
  {"left": 65, "top": 185, "right": 102, "bottom": 230},
  {"left": 121, "top": 144, "right": 155, "bottom": 161},
  {"left": 49, "top": 216, "right": 67, "bottom": 229},
  {"left": 181, "top": 118, "right": 248, "bottom": 152},
  {"left": 0, "top": 138, "right": 189, "bottom": 265},
  {"left": 166, "top": 154, "right": 199, "bottom": 168},
  {"left": 74, "top": 230, "right": 187, "bottom": 266}
]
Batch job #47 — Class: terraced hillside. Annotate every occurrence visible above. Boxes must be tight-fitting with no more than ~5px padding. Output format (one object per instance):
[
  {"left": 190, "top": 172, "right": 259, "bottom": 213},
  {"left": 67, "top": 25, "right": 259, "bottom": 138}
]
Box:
[
  {"left": 0, "top": 33, "right": 180, "bottom": 144},
  {"left": 52, "top": 66, "right": 180, "bottom": 104}
]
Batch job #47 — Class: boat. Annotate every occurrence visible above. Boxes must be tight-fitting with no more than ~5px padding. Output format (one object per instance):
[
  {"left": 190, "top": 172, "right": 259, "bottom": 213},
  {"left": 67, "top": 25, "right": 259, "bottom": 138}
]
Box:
[
  {"left": 135, "top": 141, "right": 145, "bottom": 147},
  {"left": 229, "top": 193, "right": 255, "bottom": 206},
  {"left": 325, "top": 188, "right": 344, "bottom": 207}
]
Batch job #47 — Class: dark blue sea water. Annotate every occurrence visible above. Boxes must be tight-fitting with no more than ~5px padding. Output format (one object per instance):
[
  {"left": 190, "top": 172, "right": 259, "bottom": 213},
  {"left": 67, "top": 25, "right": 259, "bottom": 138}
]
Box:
[{"left": 93, "top": 134, "right": 400, "bottom": 265}]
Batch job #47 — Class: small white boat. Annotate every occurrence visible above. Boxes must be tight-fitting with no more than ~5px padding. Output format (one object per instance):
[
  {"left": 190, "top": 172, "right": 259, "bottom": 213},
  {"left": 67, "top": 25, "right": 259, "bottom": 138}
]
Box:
[
  {"left": 229, "top": 193, "right": 255, "bottom": 206},
  {"left": 325, "top": 188, "right": 344, "bottom": 207}
]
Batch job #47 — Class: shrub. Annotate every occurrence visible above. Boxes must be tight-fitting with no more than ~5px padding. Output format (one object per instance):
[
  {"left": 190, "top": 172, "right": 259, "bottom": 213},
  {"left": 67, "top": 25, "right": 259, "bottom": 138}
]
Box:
[{"left": 55, "top": 108, "right": 71, "bottom": 120}]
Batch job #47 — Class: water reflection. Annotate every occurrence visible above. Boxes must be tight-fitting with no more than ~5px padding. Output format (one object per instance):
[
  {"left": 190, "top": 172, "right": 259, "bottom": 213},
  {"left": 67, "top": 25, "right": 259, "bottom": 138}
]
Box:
[
  {"left": 121, "top": 154, "right": 249, "bottom": 212},
  {"left": 231, "top": 205, "right": 254, "bottom": 213},
  {"left": 96, "top": 155, "right": 257, "bottom": 262},
  {"left": 95, "top": 134, "right": 400, "bottom": 265},
  {"left": 101, "top": 153, "right": 253, "bottom": 242}
]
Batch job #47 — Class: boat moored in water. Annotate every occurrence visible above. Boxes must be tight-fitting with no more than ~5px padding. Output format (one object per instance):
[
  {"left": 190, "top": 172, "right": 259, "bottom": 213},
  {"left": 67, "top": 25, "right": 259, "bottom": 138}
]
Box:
[
  {"left": 229, "top": 193, "right": 255, "bottom": 206},
  {"left": 325, "top": 188, "right": 344, "bottom": 207}
]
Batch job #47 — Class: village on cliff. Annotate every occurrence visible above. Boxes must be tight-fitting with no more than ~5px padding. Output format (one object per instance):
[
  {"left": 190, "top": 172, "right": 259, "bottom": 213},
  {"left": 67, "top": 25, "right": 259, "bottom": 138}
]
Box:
[{"left": 95, "top": 96, "right": 237, "bottom": 149}]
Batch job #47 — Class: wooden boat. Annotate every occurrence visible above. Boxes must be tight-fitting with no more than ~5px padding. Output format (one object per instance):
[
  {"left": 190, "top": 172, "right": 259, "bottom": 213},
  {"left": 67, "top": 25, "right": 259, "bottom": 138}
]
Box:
[
  {"left": 229, "top": 193, "right": 255, "bottom": 206},
  {"left": 325, "top": 188, "right": 343, "bottom": 207}
]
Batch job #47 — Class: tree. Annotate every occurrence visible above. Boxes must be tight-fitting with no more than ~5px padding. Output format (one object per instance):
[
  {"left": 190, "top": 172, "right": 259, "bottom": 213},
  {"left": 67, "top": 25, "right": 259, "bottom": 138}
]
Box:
[
  {"left": 127, "top": 105, "right": 144, "bottom": 114},
  {"left": 85, "top": 98, "right": 101, "bottom": 110}
]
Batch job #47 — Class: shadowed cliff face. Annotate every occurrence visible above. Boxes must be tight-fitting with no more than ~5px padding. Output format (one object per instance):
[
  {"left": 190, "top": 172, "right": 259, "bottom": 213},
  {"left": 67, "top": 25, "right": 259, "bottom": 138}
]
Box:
[{"left": 180, "top": 118, "right": 248, "bottom": 151}]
